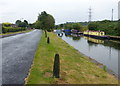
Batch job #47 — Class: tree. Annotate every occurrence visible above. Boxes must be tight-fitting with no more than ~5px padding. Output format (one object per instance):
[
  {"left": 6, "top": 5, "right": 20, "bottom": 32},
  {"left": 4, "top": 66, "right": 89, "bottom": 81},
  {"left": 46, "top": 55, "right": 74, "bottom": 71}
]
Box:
[
  {"left": 24, "top": 20, "right": 28, "bottom": 27},
  {"left": 37, "top": 11, "right": 55, "bottom": 31},
  {"left": 29, "top": 23, "right": 35, "bottom": 29},
  {"left": 60, "top": 24, "right": 64, "bottom": 28},
  {"left": 15, "top": 20, "right": 28, "bottom": 28},
  {"left": 18, "top": 22, "right": 27, "bottom": 27},
  {"left": 15, "top": 20, "right": 22, "bottom": 26},
  {"left": 72, "top": 23, "right": 82, "bottom": 30},
  {"left": 55, "top": 25, "right": 59, "bottom": 29},
  {"left": 88, "top": 22, "right": 99, "bottom": 30},
  {"left": 64, "top": 23, "right": 73, "bottom": 29},
  {"left": 24, "top": 20, "right": 28, "bottom": 25},
  {"left": 35, "top": 20, "right": 41, "bottom": 29}
]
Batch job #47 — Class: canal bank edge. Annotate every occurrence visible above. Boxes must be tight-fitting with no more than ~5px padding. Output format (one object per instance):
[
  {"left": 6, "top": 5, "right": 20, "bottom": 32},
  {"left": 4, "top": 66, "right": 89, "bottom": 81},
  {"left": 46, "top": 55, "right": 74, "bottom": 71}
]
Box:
[
  {"left": 57, "top": 33, "right": 120, "bottom": 82},
  {"left": 26, "top": 32, "right": 118, "bottom": 84},
  {"left": 73, "top": 50, "right": 119, "bottom": 80},
  {"left": 59, "top": 33, "right": 119, "bottom": 80}
]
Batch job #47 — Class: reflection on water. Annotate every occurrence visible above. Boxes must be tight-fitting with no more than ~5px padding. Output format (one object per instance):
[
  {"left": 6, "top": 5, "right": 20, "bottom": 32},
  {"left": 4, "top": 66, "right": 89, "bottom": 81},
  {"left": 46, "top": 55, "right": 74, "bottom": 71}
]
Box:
[
  {"left": 57, "top": 31, "right": 120, "bottom": 78},
  {"left": 84, "top": 36, "right": 104, "bottom": 44}
]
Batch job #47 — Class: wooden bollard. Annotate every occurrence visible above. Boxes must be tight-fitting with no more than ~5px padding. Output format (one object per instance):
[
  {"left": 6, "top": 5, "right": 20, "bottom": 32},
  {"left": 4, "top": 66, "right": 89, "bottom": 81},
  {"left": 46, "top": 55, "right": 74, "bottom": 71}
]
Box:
[
  {"left": 47, "top": 37, "right": 50, "bottom": 44},
  {"left": 53, "top": 54, "right": 60, "bottom": 78}
]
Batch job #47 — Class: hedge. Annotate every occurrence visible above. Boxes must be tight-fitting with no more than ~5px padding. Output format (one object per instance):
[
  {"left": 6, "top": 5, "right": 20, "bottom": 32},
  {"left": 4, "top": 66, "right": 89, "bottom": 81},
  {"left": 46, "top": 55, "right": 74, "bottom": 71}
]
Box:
[{"left": 2, "top": 26, "right": 26, "bottom": 33}]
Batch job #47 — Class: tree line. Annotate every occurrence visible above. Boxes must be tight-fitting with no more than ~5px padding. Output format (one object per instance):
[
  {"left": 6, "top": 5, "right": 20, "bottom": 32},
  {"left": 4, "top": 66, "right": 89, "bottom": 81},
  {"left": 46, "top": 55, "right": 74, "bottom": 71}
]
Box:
[
  {"left": 88, "top": 20, "right": 120, "bottom": 36},
  {"left": 2, "top": 11, "right": 119, "bottom": 36},
  {"left": 55, "top": 20, "right": 120, "bottom": 36},
  {"left": 55, "top": 22, "right": 88, "bottom": 32}
]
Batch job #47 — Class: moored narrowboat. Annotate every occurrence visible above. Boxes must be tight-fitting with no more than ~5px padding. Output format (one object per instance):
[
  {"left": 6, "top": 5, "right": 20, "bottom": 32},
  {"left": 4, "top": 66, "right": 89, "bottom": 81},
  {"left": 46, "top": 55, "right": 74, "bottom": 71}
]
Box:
[
  {"left": 63, "top": 29, "right": 71, "bottom": 33},
  {"left": 71, "top": 29, "right": 79, "bottom": 34},
  {"left": 83, "top": 30, "right": 110, "bottom": 39}
]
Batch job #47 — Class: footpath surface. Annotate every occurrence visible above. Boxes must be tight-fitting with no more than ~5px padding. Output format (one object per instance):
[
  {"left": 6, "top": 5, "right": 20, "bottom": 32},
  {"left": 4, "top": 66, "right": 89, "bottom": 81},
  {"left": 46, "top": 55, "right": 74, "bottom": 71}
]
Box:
[{"left": 2, "top": 29, "right": 42, "bottom": 84}]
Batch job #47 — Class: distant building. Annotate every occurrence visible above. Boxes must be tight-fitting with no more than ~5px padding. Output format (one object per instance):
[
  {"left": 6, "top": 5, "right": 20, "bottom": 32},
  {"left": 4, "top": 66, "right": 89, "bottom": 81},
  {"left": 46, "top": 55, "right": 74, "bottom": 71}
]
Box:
[{"left": 118, "top": 1, "right": 120, "bottom": 20}]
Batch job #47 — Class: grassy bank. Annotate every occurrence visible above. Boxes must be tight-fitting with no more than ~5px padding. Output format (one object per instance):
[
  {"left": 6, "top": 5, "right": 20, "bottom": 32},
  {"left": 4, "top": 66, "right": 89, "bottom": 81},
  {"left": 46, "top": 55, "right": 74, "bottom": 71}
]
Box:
[
  {"left": 26, "top": 32, "right": 118, "bottom": 84},
  {"left": 0, "top": 29, "right": 33, "bottom": 36}
]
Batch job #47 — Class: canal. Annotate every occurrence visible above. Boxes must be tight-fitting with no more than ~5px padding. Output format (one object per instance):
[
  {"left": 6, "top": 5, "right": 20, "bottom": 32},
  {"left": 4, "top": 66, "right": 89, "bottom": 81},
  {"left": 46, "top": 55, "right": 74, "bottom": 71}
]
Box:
[{"left": 56, "top": 31, "right": 120, "bottom": 79}]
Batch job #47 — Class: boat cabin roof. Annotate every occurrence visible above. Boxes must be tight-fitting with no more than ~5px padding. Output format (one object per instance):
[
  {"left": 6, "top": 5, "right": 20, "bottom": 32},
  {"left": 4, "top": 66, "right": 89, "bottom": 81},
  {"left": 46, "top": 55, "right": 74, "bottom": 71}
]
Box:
[{"left": 85, "top": 30, "right": 104, "bottom": 32}]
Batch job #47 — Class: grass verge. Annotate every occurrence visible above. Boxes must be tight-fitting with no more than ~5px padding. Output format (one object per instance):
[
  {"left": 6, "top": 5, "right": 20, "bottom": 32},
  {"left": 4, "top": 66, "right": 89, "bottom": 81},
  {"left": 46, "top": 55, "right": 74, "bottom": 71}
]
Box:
[{"left": 26, "top": 32, "right": 118, "bottom": 84}]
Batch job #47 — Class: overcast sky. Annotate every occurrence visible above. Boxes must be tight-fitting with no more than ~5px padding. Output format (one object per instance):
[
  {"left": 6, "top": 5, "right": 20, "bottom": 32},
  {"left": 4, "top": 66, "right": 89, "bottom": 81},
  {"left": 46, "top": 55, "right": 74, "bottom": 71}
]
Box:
[{"left": 0, "top": 0, "right": 119, "bottom": 24}]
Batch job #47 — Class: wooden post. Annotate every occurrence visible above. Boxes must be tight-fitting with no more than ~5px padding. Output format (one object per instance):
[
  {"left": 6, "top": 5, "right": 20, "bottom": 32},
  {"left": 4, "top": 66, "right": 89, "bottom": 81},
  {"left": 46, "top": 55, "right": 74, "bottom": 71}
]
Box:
[
  {"left": 47, "top": 37, "right": 50, "bottom": 44},
  {"left": 53, "top": 54, "right": 60, "bottom": 78}
]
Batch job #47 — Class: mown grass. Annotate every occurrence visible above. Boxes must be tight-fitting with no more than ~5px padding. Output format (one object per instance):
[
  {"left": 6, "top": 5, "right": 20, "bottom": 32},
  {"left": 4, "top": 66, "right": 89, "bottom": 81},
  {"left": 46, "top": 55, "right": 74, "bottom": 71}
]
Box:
[
  {"left": 26, "top": 32, "right": 118, "bottom": 84},
  {"left": 0, "top": 29, "right": 33, "bottom": 36}
]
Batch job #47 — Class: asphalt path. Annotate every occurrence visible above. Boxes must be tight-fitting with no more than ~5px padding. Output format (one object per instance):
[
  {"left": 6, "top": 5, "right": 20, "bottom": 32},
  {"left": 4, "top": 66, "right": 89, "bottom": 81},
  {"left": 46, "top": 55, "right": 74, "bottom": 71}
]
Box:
[{"left": 1, "top": 29, "right": 42, "bottom": 85}]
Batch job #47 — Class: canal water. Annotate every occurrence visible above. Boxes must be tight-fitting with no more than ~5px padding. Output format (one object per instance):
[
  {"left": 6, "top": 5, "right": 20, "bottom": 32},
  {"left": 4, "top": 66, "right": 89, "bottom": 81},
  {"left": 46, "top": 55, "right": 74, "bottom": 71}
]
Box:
[{"left": 56, "top": 31, "right": 120, "bottom": 79}]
